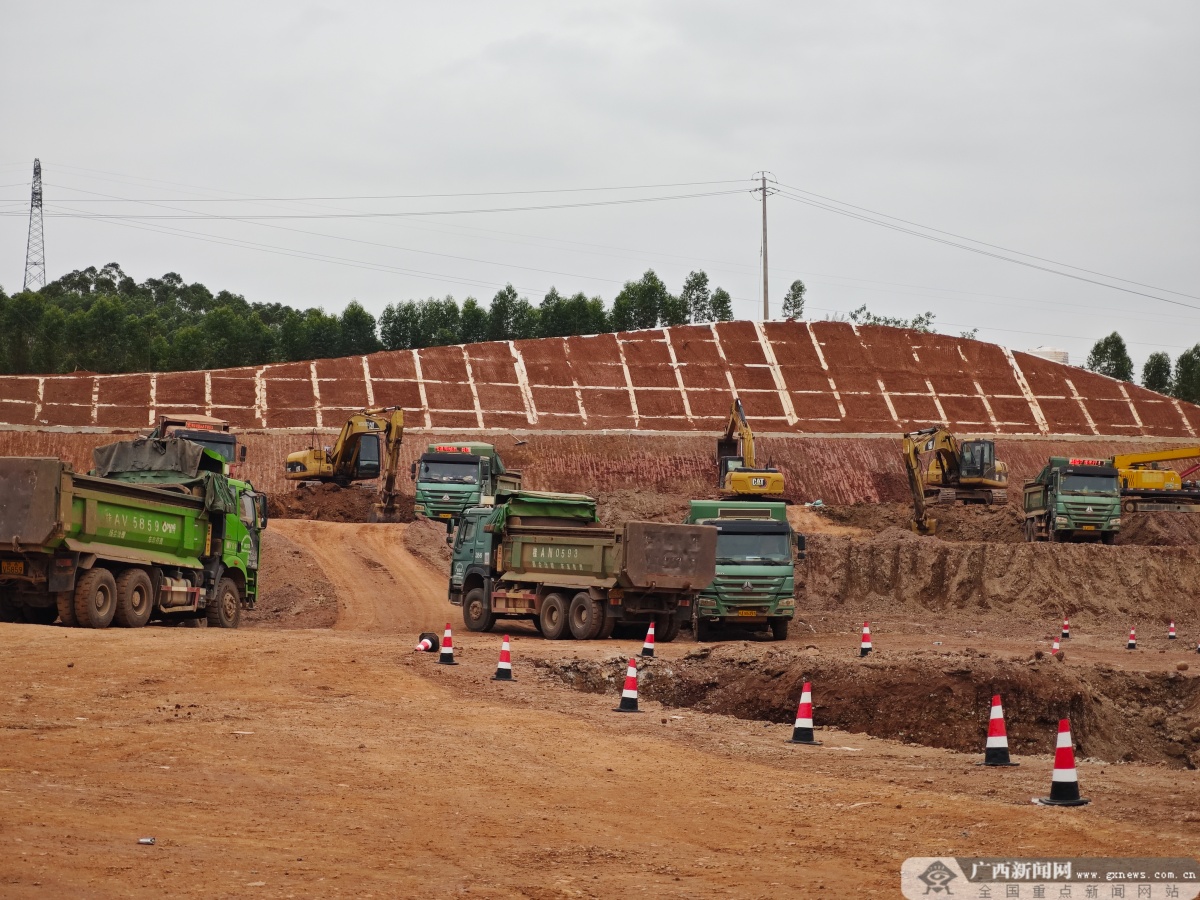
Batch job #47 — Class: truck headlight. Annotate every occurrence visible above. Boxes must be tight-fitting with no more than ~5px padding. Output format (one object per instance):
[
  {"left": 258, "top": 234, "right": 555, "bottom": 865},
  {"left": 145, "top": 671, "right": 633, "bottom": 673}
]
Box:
[
  {"left": 1055, "top": 517, "right": 1069, "bottom": 527},
  {"left": 413, "top": 504, "right": 425, "bottom": 513},
  {"left": 777, "top": 597, "right": 795, "bottom": 608},
  {"left": 1109, "top": 517, "right": 1121, "bottom": 527}
]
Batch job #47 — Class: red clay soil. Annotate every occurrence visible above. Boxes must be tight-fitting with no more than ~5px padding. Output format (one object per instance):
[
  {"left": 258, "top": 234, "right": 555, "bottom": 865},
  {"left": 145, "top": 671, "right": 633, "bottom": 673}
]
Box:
[{"left": 243, "top": 528, "right": 338, "bottom": 628}]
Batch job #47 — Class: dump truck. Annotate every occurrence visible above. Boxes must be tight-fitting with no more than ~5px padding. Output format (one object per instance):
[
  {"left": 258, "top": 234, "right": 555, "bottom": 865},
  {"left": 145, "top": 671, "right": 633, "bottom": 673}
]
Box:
[
  {"left": 685, "top": 500, "right": 804, "bottom": 642},
  {"left": 448, "top": 490, "right": 717, "bottom": 641},
  {"left": 1107, "top": 446, "right": 1200, "bottom": 513},
  {"left": 412, "top": 442, "right": 522, "bottom": 528},
  {"left": 0, "top": 437, "right": 267, "bottom": 628},
  {"left": 1023, "top": 456, "right": 1121, "bottom": 543}
]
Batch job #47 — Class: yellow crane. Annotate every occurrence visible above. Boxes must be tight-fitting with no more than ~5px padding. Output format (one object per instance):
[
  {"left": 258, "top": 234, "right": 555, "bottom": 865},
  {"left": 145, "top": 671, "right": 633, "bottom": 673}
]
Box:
[
  {"left": 902, "top": 426, "right": 1008, "bottom": 534},
  {"left": 285, "top": 407, "right": 405, "bottom": 520},
  {"left": 1108, "top": 446, "right": 1200, "bottom": 513},
  {"left": 716, "top": 399, "right": 786, "bottom": 498}
]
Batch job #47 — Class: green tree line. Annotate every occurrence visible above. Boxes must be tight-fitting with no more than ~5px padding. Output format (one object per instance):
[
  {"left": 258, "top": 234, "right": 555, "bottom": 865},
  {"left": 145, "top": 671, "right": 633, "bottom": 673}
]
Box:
[
  {"left": 1086, "top": 331, "right": 1200, "bottom": 404},
  {"left": 0, "top": 263, "right": 737, "bottom": 375}
]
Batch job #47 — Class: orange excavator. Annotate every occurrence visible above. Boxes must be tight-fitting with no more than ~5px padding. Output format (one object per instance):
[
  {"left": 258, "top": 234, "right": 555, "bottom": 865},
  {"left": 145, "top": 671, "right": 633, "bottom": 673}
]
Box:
[{"left": 903, "top": 426, "right": 1008, "bottom": 534}]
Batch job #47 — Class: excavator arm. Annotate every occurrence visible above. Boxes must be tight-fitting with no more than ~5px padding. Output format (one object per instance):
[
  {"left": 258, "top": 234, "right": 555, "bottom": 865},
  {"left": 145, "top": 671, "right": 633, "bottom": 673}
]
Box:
[
  {"left": 902, "top": 430, "right": 938, "bottom": 534},
  {"left": 375, "top": 408, "right": 405, "bottom": 518}
]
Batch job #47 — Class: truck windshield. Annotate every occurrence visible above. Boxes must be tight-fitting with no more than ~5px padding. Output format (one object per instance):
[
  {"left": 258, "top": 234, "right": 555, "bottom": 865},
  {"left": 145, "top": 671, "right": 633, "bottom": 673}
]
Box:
[
  {"left": 176, "top": 431, "right": 236, "bottom": 463},
  {"left": 1061, "top": 473, "right": 1116, "bottom": 493},
  {"left": 715, "top": 531, "right": 791, "bottom": 565},
  {"left": 419, "top": 460, "right": 479, "bottom": 484}
]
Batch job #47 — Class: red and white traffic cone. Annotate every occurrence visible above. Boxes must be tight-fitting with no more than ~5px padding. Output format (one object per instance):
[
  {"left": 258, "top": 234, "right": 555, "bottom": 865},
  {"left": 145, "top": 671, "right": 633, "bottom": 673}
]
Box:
[
  {"left": 860, "top": 621, "right": 872, "bottom": 657},
  {"left": 492, "top": 634, "right": 514, "bottom": 681},
  {"left": 1032, "top": 719, "right": 1090, "bottom": 806},
  {"left": 978, "top": 695, "right": 1019, "bottom": 767},
  {"left": 414, "top": 632, "right": 440, "bottom": 653},
  {"left": 641, "top": 621, "right": 656, "bottom": 658},
  {"left": 1061, "top": 617, "right": 1070, "bottom": 640},
  {"left": 787, "top": 681, "right": 821, "bottom": 745},
  {"left": 1126, "top": 626, "right": 1137, "bottom": 651},
  {"left": 438, "top": 623, "right": 458, "bottom": 665},
  {"left": 614, "top": 658, "right": 641, "bottom": 713},
  {"left": 1168, "top": 621, "right": 1177, "bottom": 640},
  {"left": 1051, "top": 637, "right": 1060, "bottom": 653}
]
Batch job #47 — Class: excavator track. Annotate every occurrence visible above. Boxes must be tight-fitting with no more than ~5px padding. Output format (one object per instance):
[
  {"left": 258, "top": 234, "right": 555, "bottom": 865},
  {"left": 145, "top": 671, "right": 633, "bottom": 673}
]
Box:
[{"left": 990, "top": 489, "right": 1008, "bottom": 506}]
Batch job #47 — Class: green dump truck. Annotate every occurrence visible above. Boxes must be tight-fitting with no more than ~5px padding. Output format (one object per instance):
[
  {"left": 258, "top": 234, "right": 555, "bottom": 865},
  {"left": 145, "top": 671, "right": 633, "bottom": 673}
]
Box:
[
  {"left": 412, "top": 442, "right": 522, "bottom": 529},
  {"left": 686, "top": 499, "right": 803, "bottom": 642},
  {"left": 449, "top": 490, "right": 717, "bottom": 641},
  {"left": 0, "top": 437, "right": 268, "bottom": 628},
  {"left": 1023, "top": 456, "right": 1121, "bottom": 543}
]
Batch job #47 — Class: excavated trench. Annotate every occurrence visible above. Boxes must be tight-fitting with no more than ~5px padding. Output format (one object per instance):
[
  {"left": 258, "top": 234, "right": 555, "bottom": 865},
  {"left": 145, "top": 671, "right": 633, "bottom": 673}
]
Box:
[{"left": 534, "top": 647, "right": 1200, "bottom": 769}]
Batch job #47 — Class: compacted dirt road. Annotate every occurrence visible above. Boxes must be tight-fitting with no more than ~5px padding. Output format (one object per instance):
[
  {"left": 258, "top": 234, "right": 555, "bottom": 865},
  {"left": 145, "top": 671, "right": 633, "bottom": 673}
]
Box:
[{"left": 2, "top": 521, "right": 1197, "bottom": 898}]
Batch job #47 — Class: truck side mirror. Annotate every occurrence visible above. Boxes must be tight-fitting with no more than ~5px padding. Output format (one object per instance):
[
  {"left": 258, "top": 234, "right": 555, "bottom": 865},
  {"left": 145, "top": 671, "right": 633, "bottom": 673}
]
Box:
[
  {"left": 239, "top": 445, "right": 247, "bottom": 462},
  {"left": 409, "top": 462, "right": 416, "bottom": 479}
]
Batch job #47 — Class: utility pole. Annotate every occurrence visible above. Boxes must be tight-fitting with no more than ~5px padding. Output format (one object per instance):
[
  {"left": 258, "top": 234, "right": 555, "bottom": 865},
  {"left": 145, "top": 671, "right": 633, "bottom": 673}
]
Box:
[
  {"left": 23, "top": 159, "right": 45, "bottom": 291},
  {"left": 752, "top": 172, "right": 776, "bottom": 320}
]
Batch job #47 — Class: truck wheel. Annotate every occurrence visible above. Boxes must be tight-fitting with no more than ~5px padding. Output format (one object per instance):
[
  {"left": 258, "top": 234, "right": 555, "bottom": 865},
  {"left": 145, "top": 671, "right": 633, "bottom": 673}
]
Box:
[
  {"left": 597, "top": 610, "right": 616, "bottom": 640},
  {"left": 1101, "top": 531, "right": 1117, "bottom": 546},
  {"left": 56, "top": 591, "right": 79, "bottom": 627},
  {"left": 693, "top": 615, "right": 713, "bottom": 643},
  {"left": 74, "top": 568, "right": 117, "bottom": 629},
  {"left": 114, "top": 569, "right": 154, "bottom": 628},
  {"left": 530, "top": 615, "right": 543, "bottom": 635},
  {"left": 539, "top": 592, "right": 571, "bottom": 640},
  {"left": 769, "top": 617, "right": 790, "bottom": 641},
  {"left": 463, "top": 587, "right": 496, "bottom": 632},
  {"left": 655, "top": 613, "right": 681, "bottom": 643},
  {"left": 23, "top": 604, "right": 59, "bottom": 625},
  {"left": 568, "top": 592, "right": 604, "bottom": 640},
  {"left": 206, "top": 578, "right": 241, "bottom": 629},
  {"left": 0, "top": 593, "right": 20, "bottom": 623}
]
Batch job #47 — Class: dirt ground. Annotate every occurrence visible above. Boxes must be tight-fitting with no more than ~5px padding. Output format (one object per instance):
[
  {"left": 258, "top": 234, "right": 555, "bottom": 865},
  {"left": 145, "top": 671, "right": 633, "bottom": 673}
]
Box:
[{"left": 2, "top": 518, "right": 1199, "bottom": 897}]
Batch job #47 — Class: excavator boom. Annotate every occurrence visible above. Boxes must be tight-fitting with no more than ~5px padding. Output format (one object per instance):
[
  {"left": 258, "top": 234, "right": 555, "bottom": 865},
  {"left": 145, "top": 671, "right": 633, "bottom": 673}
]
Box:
[{"left": 1107, "top": 446, "right": 1200, "bottom": 512}]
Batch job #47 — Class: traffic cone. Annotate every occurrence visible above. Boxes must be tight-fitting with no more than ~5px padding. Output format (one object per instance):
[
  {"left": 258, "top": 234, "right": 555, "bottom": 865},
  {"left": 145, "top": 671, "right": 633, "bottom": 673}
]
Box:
[
  {"left": 978, "top": 695, "right": 1019, "bottom": 766},
  {"left": 1061, "top": 617, "right": 1070, "bottom": 640},
  {"left": 414, "top": 632, "right": 440, "bottom": 653},
  {"left": 1169, "top": 621, "right": 1177, "bottom": 640},
  {"left": 1051, "top": 638, "right": 1060, "bottom": 653},
  {"left": 787, "top": 681, "right": 821, "bottom": 745},
  {"left": 438, "top": 623, "right": 458, "bottom": 665},
  {"left": 1032, "top": 719, "right": 1089, "bottom": 806},
  {"left": 492, "top": 634, "right": 514, "bottom": 681},
  {"left": 641, "top": 621, "right": 656, "bottom": 658},
  {"left": 860, "top": 621, "right": 872, "bottom": 657},
  {"left": 1126, "top": 626, "right": 1137, "bottom": 651},
  {"left": 613, "top": 658, "right": 641, "bottom": 713}
]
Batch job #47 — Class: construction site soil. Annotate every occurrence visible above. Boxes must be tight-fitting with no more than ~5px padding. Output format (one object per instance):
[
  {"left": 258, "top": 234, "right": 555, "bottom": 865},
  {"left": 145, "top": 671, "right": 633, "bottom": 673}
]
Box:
[{"left": 3, "top": 518, "right": 1198, "bottom": 897}]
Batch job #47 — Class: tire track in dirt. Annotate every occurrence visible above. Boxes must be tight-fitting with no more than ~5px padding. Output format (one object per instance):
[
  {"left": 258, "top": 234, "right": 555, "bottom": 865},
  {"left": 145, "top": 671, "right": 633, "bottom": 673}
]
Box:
[{"left": 268, "top": 520, "right": 447, "bottom": 634}]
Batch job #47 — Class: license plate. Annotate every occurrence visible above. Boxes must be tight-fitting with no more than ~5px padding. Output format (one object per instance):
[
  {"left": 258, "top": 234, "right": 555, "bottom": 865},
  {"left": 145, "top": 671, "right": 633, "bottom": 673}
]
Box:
[
  {"left": 1, "top": 561, "right": 23, "bottom": 575},
  {"left": 1081, "top": 525, "right": 1096, "bottom": 530},
  {"left": 737, "top": 609, "right": 758, "bottom": 617},
  {"left": 439, "top": 514, "right": 452, "bottom": 519}
]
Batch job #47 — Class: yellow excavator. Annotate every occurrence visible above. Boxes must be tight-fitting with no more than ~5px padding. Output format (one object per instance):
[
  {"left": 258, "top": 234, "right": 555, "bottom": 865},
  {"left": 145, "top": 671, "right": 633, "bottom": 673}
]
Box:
[
  {"left": 1108, "top": 446, "right": 1200, "bottom": 513},
  {"left": 285, "top": 407, "right": 405, "bottom": 520},
  {"left": 903, "top": 426, "right": 1008, "bottom": 534},
  {"left": 716, "top": 398, "right": 786, "bottom": 499}
]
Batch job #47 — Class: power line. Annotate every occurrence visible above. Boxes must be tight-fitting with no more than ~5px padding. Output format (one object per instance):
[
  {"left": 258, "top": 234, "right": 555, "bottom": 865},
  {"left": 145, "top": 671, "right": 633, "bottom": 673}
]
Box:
[
  {"left": 778, "top": 181, "right": 1199, "bottom": 301},
  {"left": 775, "top": 189, "right": 1200, "bottom": 313}
]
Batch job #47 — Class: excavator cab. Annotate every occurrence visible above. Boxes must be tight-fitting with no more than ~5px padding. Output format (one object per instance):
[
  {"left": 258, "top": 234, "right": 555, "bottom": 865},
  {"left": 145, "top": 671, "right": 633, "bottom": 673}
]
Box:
[{"left": 957, "top": 439, "right": 996, "bottom": 482}]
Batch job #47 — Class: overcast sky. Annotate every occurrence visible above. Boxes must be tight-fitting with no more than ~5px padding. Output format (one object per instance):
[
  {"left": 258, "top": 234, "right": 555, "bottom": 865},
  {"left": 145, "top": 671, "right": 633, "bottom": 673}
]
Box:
[{"left": 2, "top": 1, "right": 1197, "bottom": 372}]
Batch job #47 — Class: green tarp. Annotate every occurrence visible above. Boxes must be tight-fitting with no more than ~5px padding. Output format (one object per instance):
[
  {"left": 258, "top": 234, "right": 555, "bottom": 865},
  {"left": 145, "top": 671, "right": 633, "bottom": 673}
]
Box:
[
  {"left": 489, "top": 490, "right": 597, "bottom": 530},
  {"left": 91, "top": 437, "right": 236, "bottom": 515}
]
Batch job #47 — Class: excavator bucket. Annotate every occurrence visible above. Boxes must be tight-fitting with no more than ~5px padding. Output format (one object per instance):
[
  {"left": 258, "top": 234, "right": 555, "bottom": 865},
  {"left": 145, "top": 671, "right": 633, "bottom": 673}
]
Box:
[{"left": 910, "top": 515, "right": 938, "bottom": 536}]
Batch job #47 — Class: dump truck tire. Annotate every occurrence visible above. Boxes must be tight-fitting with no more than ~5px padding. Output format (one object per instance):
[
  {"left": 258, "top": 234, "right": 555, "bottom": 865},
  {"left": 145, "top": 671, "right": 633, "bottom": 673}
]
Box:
[
  {"left": 463, "top": 587, "right": 495, "bottom": 632},
  {"left": 568, "top": 592, "right": 604, "bottom": 640},
  {"left": 539, "top": 592, "right": 571, "bottom": 640},
  {"left": 206, "top": 578, "right": 241, "bottom": 629},
  {"left": 655, "top": 613, "right": 681, "bottom": 643},
  {"left": 769, "top": 617, "right": 789, "bottom": 641},
  {"left": 74, "top": 568, "right": 118, "bottom": 629},
  {"left": 114, "top": 568, "right": 154, "bottom": 628},
  {"left": 597, "top": 609, "right": 616, "bottom": 640},
  {"left": 693, "top": 614, "right": 713, "bottom": 643},
  {"left": 56, "top": 591, "right": 78, "bottom": 627},
  {"left": 0, "top": 593, "right": 20, "bottom": 623},
  {"left": 23, "top": 604, "right": 59, "bottom": 625}
]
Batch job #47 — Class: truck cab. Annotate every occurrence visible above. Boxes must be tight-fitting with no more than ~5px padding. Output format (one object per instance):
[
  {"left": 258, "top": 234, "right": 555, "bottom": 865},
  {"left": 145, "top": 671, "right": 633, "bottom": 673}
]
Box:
[
  {"left": 412, "top": 443, "right": 521, "bottom": 528},
  {"left": 686, "top": 500, "right": 802, "bottom": 641},
  {"left": 1023, "top": 457, "right": 1121, "bottom": 543},
  {"left": 150, "top": 414, "right": 245, "bottom": 476}
]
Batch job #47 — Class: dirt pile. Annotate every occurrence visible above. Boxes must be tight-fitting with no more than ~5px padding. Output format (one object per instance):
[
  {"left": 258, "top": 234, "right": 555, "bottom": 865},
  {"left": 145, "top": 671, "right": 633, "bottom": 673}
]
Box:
[
  {"left": 245, "top": 528, "right": 338, "bottom": 628},
  {"left": 802, "top": 533, "right": 1200, "bottom": 637},
  {"left": 594, "top": 489, "right": 693, "bottom": 526},
  {"left": 1119, "top": 512, "right": 1200, "bottom": 546},
  {"left": 535, "top": 645, "right": 1200, "bottom": 767},
  {"left": 268, "top": 483, "right": 414, "bottom": 523},
  {"left": 814, "top": 501, "right": 1025, "bottom": 543},
  {"left": 404, "top": 518, "right": 453, "bottom": 573}
]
